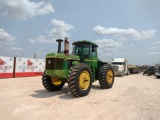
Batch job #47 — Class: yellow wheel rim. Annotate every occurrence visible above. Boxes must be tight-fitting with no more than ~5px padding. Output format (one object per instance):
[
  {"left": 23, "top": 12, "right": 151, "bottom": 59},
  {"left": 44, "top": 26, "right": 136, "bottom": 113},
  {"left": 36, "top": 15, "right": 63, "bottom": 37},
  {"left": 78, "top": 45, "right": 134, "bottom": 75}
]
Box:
[
  {"left": 106, "top": 70, "right": 113, "bottom": 84},
  {"left": 79, "top": 70, "right": 90, "bottom": 90},
  {"left": 51, "top": 78, "right": 62, "bottom": 86}
]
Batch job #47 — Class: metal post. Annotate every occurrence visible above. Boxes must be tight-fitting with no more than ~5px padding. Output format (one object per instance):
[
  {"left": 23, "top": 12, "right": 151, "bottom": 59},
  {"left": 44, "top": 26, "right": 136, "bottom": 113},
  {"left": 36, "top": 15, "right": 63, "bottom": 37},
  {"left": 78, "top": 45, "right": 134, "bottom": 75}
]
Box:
[{"left": 34, "top": 53, "right": 36, "bottom": 59}]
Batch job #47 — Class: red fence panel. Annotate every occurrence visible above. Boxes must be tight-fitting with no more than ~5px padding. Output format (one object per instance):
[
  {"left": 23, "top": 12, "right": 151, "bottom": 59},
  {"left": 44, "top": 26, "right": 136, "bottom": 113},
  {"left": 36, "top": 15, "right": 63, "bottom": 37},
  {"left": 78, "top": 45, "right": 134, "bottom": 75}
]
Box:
[
  {"left": 15, "top": 57, "right": 45, "bottom": 77},
  {"left": 0, "top": 56, "right": 14, "bottom": 78},
  {"left": 0, "top": 56, "right": 45, "bottom": 78}
]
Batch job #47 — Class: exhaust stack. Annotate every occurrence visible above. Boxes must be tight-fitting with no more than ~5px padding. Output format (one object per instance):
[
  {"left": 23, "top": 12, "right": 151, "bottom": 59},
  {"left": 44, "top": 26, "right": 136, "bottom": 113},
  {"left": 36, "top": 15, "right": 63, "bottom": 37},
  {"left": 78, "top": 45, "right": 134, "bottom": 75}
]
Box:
[
  {"left": 56, "top": 39, "right": 63, "bottom": 53},
  {"left": 64, "top": 37, "right": 69, "bottom": 55}
]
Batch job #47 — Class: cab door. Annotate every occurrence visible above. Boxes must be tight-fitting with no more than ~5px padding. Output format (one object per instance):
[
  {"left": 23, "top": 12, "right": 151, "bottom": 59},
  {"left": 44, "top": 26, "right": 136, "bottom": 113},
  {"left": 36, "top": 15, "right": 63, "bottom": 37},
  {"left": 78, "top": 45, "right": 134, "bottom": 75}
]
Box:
[
  {"left": 90, "top": 45, "right": 98, "bottom": 69},
  {"left": 83, "top": 44, "right": 91, "bottom": 66}
]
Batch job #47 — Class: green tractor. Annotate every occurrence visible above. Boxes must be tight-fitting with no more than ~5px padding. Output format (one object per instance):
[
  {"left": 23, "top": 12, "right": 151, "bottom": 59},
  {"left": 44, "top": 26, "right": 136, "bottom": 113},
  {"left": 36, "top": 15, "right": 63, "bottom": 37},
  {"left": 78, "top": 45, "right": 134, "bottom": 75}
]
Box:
[{"left": 42, "top": 37, "right": 114, "bottom": 97}]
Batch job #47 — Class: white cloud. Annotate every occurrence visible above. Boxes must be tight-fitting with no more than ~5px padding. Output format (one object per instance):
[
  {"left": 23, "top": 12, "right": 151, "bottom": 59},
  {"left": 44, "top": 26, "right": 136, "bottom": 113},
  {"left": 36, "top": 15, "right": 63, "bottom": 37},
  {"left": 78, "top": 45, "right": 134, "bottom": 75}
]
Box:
[
  {"left": 94, "top": 39, "right": 123, "bottom": 52},
  {"left": 0, "top": 0, "right": 54, "bottom": 20},
  {"left": 93, "top": 26, "right": 156, "bottom": 41},
  {"left": 152, "top": 41, "right": 160, "bottom": 46},
  {"left": 148, "top": 52, "right": 160, "bottom": 55},
  {"left": 30, "top": 35, "right": 56, "bottom": 43},
  {"left": 50, "top": 19, "right": 74, "bottom": 30},
  {"left": 93, "top": 39, "right": 123, "bottom": 61},
  {"left": 150, "top": 46, "right": 158, "bottom": 50},
  {"left": 49, "top": 19, "right": 74, "bottom": 38},
  {"left": 0, "top": 29, "right": 16, "bottom": 44},
  {"left": 150, "top": 41, "right": 160, "bottom": 51},
  {"left": 9, "top": 47, "right": 23, "bottom": 51},
  {"left": 30, "top": 19, "right": 74, "bottom": 43}
]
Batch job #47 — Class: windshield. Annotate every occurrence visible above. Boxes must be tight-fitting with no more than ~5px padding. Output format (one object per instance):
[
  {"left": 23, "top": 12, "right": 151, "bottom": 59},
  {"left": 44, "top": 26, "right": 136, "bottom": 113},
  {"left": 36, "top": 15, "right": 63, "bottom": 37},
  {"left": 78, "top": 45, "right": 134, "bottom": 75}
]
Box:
[
  {"left": 73, "top": 44, "right": 90, "bottom": 56},
  {"left": 112, "top": 62, "right": 123, "bottom": 65}
]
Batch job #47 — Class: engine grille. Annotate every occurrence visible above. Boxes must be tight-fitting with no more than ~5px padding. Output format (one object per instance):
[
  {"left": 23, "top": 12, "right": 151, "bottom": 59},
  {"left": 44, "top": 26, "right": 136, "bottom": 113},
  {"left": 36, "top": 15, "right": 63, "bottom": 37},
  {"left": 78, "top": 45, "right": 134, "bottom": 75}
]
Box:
[
  {"left": 112, "top": 66, "right": 118, "bottom": 72},
  {"left": 46, "top": 58, "right": 63, "bottom": 70}
]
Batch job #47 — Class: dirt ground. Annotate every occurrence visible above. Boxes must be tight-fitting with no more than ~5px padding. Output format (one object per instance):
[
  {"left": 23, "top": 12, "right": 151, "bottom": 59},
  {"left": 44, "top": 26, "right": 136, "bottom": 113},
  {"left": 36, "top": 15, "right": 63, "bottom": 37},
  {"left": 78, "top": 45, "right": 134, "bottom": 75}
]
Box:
[{"left": 0, "top": 73, "right": 160, "bottom": 120}]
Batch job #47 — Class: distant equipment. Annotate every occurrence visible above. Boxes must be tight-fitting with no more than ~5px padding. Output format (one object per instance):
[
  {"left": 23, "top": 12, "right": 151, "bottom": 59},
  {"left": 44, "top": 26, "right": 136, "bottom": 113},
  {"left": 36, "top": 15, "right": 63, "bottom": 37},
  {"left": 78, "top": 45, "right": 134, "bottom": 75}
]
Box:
[
  {"left": 111, "top": 58, "right": 130, "bottom": 77},
  {"left": 155, "top": 64, "right": 160, "bottom": 78}
]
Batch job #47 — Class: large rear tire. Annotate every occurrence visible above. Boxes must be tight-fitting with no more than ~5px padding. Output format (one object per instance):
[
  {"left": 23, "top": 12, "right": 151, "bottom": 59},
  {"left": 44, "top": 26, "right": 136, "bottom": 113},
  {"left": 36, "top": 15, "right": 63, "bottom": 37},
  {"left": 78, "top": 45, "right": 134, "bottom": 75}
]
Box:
[
  {"left": 68, "top": 63, "right": 92, "bottom": 97},
  {"left": 42, "top": 74, "right": 64, "bottom": 91},
  {"left": 98, "top": 64, "right": 114, "bottom": 89}
]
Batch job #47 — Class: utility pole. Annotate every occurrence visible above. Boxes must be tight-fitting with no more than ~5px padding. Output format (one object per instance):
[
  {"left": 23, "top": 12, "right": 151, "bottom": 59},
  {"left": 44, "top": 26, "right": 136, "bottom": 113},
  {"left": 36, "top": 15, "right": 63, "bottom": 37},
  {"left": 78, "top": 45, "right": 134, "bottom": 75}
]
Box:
[{"left": 34, "top": 53, "right": 36, "bottom": 59}]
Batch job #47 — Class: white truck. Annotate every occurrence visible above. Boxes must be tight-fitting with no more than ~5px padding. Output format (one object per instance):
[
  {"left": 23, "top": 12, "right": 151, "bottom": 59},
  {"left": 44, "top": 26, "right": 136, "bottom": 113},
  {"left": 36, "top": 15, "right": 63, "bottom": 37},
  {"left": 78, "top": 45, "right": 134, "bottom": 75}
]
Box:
[{"left": 111, "top": 58, "right": 130, "bottom": 77}]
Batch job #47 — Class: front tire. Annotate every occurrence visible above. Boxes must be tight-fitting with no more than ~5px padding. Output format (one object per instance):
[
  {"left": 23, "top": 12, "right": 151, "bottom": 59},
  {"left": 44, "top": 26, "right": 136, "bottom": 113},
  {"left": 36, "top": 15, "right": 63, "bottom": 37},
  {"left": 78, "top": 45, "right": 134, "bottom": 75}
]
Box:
[
  {"left": 42, "top": 75, "right": 64, "bottom": 91},
  {"left": 98, "top": 64, "right": 114, "bottom": 89},
  {"left": 68, "top": 63, "right": 92, "bottom": 97}
]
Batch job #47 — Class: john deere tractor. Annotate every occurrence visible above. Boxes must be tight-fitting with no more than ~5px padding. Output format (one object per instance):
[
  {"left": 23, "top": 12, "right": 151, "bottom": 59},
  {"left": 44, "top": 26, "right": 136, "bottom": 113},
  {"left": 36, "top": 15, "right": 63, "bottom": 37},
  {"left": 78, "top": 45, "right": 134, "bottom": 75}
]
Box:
[{"left": 42, "top": 37, "right": 114, "bottom": 97}]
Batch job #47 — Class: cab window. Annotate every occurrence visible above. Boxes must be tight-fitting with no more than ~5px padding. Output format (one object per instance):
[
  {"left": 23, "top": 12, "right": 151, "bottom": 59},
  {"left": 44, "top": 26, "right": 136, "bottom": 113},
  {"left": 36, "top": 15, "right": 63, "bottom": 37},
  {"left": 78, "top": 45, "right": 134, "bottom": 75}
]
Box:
[{"left": 74, "top": 44, "right": 90, "bottom": 56}]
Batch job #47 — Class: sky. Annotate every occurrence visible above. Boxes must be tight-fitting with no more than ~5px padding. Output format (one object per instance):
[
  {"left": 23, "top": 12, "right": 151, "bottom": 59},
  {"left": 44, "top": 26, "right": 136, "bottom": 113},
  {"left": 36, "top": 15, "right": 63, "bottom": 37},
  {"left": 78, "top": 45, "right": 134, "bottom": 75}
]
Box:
[{"left": 0, "top": 0, "right": 160, "bottom": 65}]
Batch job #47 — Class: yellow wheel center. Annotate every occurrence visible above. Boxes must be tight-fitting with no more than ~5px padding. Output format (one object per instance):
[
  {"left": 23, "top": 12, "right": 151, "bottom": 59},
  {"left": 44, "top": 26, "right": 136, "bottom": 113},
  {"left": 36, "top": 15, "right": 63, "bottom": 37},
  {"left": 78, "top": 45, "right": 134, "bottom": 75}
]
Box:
[
  {"left": 106, "top": 70, "right": 113, "bottom": 84},
  {"left": 51, "top": 78, "right": 62, "bottom": 86},
  {"left": 79, "top": 70, "right": 90, "bottom": 90}
]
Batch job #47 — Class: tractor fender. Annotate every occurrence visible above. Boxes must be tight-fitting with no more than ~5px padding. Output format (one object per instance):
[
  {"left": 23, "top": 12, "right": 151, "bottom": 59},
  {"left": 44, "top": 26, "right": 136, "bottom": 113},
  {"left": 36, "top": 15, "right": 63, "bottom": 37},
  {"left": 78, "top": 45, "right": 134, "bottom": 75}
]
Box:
[
  {"left": 68, "top": 60, "right": 79, "bottom": 68},
  {"left": 72, "top": 61, "right": 79, "bottom": 66}
]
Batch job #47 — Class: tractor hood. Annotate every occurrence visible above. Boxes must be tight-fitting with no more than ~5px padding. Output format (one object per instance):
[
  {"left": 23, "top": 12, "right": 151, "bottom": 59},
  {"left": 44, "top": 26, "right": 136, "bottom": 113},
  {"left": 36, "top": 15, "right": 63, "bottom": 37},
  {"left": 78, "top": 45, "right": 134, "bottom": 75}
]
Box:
[{"left": 46, "top": 52, "right": 80, "bottom": 61}]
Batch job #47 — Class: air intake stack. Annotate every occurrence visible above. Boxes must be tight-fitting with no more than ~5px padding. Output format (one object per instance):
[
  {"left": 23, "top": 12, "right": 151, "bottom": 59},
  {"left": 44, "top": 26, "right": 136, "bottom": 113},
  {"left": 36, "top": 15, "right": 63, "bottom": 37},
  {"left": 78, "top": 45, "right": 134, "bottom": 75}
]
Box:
[
  {"left": 56, "top": 39, "right": 63, "bottom": 53},
  {"left": 64, "top": 37, "right": 69, "bottom": 55}
]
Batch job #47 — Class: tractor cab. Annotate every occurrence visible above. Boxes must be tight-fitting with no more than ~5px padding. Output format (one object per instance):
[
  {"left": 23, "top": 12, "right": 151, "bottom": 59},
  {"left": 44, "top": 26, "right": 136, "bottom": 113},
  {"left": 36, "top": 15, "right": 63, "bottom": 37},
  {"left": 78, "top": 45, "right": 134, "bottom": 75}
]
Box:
[{"left": 72, "top": 40, "right": 98, "bottom": 68}]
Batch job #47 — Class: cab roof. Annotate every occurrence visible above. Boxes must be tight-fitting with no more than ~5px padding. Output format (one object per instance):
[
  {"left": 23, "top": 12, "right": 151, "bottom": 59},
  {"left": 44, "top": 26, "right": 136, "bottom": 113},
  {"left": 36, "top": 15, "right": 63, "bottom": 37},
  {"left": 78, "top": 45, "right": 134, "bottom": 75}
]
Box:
[{"left": 72, "top": 40, "right": 98, "bottom": 47}]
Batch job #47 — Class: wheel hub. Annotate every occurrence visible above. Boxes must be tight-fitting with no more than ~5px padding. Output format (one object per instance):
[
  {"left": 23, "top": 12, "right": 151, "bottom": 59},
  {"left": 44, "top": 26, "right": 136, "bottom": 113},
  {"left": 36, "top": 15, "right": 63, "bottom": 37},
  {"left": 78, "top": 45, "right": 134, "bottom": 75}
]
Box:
[
  {"left": 79, "top": 70, "right": 90, "bottom": 90},
  {"left": 51, "top": 78, "right": 62, "bottom": 86},
  {"left": 106, "top": 70, "right": 113, "bottom": 84}
]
